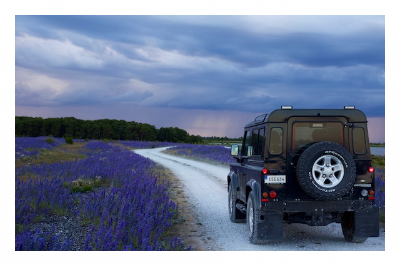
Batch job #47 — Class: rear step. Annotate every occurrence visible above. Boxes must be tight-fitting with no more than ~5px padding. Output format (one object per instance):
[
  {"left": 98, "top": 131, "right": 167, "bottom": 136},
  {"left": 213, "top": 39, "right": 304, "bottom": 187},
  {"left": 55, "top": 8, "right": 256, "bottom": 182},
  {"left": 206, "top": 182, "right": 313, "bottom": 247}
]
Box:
[{"left": 236, "top": 202, "right": 247, "bottom": 213}]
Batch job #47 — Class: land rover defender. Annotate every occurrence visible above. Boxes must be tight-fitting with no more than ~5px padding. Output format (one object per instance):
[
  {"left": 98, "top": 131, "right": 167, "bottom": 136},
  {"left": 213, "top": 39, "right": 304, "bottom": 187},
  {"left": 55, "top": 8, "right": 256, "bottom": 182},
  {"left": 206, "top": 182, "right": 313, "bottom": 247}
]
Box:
[{"left": 227, "top": 106, "right": 379, "bottom": 244}]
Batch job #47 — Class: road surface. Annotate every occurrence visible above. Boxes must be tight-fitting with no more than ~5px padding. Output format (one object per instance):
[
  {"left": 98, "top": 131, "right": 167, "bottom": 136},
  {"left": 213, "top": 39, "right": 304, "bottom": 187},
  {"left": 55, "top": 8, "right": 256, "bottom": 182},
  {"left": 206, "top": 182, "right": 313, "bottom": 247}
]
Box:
[{"left": 134, "top": 147, "right": 385, "bottom": 251}]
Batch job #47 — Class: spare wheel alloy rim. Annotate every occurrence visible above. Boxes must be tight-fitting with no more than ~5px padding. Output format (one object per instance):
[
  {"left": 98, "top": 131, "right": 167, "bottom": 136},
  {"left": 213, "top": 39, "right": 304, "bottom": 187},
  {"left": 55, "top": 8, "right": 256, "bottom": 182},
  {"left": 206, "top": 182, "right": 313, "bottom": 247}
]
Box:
[{"left": 312, "top": 155, "right": 344, "bottom": 188}]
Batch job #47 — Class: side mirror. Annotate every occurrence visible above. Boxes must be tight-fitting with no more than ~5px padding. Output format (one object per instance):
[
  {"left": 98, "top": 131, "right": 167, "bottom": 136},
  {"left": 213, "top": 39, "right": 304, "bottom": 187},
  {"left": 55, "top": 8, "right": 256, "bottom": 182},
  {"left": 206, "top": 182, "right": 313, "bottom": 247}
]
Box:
[{"left": 231, "top": 144, "right": 239, "bottom": 156}]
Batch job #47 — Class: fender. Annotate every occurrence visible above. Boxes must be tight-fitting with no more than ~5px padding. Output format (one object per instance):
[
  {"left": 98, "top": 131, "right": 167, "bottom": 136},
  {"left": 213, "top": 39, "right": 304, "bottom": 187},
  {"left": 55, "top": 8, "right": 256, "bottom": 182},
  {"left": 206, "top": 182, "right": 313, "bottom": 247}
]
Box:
[
  {"left": 246, "top": 179, "right": 262, "bottom": 210},
  {"left": 227, "top": 171, "right": 239, "bottom": 193}
]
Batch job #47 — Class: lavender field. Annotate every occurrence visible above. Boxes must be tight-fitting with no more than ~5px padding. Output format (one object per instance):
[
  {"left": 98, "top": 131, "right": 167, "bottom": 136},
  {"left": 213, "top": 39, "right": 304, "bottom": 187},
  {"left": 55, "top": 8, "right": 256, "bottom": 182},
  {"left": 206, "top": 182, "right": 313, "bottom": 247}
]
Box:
[
  {"left": 15, "top": 136, "right": 65, "bottom": 160},
  {"left": 15, "top": 137, "right": 187, "bottom": 251},
  {"left": 166, "top": 144, "right": 236, "bottom": 165},
  {"left": 117, "top": 140, "right": 176, "bottom": 149},
  {"left": 15, "top": 138, "right": 385, "bottom": 250}
]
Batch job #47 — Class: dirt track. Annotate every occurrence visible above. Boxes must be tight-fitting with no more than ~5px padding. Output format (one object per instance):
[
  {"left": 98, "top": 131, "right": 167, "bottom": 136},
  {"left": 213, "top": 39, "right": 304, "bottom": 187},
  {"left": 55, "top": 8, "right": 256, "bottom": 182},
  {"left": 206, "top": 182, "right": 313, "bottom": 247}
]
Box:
[{"left": 135, "top": 147, "right": 385, "bottom": 251}]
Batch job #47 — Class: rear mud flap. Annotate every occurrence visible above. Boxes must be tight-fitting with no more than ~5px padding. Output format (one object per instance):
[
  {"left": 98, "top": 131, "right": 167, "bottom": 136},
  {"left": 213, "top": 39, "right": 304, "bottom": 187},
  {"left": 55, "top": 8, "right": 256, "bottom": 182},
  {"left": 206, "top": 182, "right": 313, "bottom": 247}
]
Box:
[
  {"left": 354, "top": 205, "right": 380, "bottom": 237},
  {"left": 256, "top": 210, "right": 283, "bottom": 241}
]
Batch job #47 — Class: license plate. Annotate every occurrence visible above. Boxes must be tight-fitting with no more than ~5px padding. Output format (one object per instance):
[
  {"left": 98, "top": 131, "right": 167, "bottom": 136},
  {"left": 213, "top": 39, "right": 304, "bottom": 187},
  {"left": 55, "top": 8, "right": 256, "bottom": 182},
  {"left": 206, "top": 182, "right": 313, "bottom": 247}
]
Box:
[{"left": 264, "top": 175, "right": 286, "bottom": 184}]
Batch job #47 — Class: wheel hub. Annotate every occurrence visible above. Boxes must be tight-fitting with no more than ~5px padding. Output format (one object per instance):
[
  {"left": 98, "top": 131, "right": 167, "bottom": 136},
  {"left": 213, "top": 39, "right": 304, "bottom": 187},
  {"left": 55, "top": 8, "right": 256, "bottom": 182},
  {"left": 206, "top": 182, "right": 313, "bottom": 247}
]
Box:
[{"left": 312, "top": 155, "right": 344, "bottom": 188}]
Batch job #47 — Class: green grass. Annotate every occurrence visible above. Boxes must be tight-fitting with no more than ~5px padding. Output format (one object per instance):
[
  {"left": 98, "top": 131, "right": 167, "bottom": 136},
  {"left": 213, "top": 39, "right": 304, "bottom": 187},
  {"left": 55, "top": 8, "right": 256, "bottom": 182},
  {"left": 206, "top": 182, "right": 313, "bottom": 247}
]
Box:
[
  {"left": 65, "top": 176, "right": 110, "bottom": 194},
  {"left": 16, "top": 142, "right": 88, "bottom": 169},
  {"left": 370, "top": 143, "right": 385, "bottom": 147},
  {"left": 372, "top": 155, "right": 385, "bottom": 169}
]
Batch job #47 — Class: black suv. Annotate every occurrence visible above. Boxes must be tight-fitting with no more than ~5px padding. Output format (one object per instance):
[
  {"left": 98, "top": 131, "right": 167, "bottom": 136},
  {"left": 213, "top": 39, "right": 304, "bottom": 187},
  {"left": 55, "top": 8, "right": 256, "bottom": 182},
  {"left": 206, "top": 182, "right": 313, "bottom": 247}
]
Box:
[{"left": 227, "top": 106, "right": 379, "bottom": 244}]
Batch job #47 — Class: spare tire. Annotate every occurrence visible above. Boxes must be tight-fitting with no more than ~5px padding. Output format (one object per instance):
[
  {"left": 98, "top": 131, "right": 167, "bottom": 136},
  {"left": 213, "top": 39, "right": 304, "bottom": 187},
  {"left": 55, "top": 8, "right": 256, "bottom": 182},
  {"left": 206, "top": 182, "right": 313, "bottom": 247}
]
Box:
[{"left": 296, "top": 141, "right": 356, "bottom": 200}]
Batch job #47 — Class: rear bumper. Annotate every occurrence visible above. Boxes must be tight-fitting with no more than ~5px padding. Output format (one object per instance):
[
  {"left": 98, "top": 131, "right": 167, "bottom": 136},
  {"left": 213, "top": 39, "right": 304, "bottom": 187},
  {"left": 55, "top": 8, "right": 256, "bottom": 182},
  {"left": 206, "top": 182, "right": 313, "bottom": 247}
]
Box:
[
  {"left": 254, "top": 200, "right": 379, "bottom": 241},
  {"left": 263, "top": 199, "right": 376, "bottom": 213}
]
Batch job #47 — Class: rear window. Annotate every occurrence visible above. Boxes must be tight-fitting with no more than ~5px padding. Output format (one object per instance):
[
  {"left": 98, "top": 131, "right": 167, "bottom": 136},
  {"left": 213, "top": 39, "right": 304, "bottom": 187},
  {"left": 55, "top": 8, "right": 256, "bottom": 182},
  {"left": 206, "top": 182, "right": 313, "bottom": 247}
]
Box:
[{"left": 292, "top": 122, "right": 343, "bottom": 151}]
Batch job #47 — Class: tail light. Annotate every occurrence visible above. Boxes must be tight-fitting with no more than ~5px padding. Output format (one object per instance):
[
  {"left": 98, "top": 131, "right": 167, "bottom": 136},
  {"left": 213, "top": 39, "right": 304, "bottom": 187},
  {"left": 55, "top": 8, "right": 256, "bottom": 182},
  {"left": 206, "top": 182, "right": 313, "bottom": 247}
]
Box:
[
  {"left": 262, "top": 192, "right": 269, "bottom": 202},
  {"left": 368, "top": 190, "right": 375, "bottom": 200},
  {"left": 262, "top": 168, "right": 268, "bottom": 175},
  {"left": 262, "top": 190, "right": 277, "bottom": 201},
  {"left": 368, "top": 167, "right": 374, "bottom": 173}
]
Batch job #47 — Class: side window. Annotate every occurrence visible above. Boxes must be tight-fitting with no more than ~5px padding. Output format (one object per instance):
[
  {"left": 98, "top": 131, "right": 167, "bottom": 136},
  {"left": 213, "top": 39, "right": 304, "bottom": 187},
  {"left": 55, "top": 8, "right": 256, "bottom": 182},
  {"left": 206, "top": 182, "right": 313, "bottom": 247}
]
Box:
[
  {"left": 251, "top": 128, "right": 265, "bottom": 156},
  {"left": 242, "top": 130, "right": 251, "bottom": 156},
  {"left": 259, "top": 128, "right": 265, "bottom": 155},
  {"left": 269, "top": 127, "right": 283, "bottom": 155},
  {"left": 353, "top": 127, "right": 366, "bottom": 154}
]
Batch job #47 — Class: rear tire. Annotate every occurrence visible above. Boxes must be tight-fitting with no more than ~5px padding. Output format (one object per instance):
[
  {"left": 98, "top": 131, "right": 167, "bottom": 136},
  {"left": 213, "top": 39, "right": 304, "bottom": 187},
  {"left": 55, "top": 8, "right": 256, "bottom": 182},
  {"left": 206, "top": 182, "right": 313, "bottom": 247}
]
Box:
[
  {"left": 247, "top": 192, "right": 266, "bottom": 244},
  {"left": 228, "top": 183, "right": 245, "bottom": 222},
  {"left": 341, "top": 212, "right": 367, "bottom": 243}
]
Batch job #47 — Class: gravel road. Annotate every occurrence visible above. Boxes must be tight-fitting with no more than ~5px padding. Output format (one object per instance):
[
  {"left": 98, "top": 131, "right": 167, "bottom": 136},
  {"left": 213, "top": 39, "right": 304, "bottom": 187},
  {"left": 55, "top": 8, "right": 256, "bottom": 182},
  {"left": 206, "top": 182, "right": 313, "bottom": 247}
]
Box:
[{"left": 134, "top": 147, "right": 385, "bottom": 251}]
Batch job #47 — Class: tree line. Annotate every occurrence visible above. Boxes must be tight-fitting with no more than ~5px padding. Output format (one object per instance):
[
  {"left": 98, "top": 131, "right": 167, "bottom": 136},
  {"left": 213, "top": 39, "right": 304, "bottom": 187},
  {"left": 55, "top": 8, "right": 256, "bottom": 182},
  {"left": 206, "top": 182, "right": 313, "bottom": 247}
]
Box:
[{"left": 15, "top": 116, "right": 203, "bottom": 143}]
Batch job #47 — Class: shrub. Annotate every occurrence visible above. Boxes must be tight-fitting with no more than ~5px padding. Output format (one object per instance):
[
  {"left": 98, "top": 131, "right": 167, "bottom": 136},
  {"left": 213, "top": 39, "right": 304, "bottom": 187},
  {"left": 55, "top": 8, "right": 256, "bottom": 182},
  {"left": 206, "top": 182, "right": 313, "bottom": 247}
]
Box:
[
  {"left": 65, "top": 137, "right": 73, "bottom": 145},
  {"left": 45, "top": 137, "right": 55, "bottom": 144}
]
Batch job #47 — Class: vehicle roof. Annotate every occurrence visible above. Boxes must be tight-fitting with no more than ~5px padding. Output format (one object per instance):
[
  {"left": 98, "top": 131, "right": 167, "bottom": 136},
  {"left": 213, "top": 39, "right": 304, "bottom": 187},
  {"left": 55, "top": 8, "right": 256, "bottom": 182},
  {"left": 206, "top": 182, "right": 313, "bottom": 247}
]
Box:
[{"left": 245, "top": 108, "right": 368, "bottom": 128}]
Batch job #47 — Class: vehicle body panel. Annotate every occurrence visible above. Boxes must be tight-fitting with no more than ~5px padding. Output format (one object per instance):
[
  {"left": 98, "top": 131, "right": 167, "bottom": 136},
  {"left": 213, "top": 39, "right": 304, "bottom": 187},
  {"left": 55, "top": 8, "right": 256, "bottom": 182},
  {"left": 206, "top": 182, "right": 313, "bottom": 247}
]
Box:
[{"left": 227, "top": 107, "right": 379, "bottom": 242}]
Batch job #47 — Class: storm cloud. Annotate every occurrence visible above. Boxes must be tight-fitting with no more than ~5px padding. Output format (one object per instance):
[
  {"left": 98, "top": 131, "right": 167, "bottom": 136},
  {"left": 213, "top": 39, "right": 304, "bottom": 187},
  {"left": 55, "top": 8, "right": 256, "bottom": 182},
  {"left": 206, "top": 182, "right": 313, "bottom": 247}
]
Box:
[{"left": 15, "top": 15, "right": 385, "bottom": 140}]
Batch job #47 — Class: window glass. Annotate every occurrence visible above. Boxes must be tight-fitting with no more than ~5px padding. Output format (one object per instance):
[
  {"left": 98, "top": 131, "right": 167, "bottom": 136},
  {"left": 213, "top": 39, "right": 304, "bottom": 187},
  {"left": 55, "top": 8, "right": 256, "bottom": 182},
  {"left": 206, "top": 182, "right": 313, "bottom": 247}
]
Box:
[
  {"left": 269, "top": 127, "right": 283, "bottom": 154},
  {"left": 242, "top": 130, "right": 251, "bottom": 156},
  {"left": 353, "top": 127, "right": 366, "bottom": 154},
  {"left": 258, "top": 128, "right": 265, "bottom": 155},
  {"left": 251, "top": 128, "right": 265, "bottom": 156},
  {"left": 293, "top": 122, "right": 343, "bottom": 151}
]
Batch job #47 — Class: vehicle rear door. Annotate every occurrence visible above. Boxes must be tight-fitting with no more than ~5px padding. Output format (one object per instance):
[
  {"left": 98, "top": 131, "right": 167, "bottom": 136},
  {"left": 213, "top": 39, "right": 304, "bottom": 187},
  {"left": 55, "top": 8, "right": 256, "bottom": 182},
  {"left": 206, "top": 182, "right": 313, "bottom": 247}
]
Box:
[{"left": 286, "top": 116, "right": 349, "bottom": 198}]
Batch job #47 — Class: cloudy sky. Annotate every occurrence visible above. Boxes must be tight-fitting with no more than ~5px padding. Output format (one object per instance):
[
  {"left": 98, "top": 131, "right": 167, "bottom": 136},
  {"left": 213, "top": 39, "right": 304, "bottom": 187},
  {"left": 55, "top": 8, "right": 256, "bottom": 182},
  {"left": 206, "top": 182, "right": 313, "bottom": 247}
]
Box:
[{"left": 15, "top": 15, "right": 385, "bottom": 142}]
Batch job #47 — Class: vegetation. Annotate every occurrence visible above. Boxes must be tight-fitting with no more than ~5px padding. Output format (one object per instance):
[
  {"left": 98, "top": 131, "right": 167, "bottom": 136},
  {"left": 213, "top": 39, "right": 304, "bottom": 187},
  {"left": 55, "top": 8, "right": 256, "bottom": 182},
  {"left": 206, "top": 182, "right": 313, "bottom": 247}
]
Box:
[
  {"left": 166, "top": 144, "right": 236, "bottom": 165},
  {"left": 64, "top": 136, "right": 73, "bottom": 145},
  {"left": 372, "top": 155, "right": 385, "bottom": 169},
  {"left": 15, "top": 116, "right": 203, "bottom": 143},
  {"left": 15, "top": 138, "right": 189, "bottom": 250},
  {"left": 371, "top": 155, "right": 385, "bottom": 223},
  {"left": 370, "top": 143, "right": 385, "bottom": 147},
  {"left": 202, "top": 136, "right": 242, "bottom": 145}
]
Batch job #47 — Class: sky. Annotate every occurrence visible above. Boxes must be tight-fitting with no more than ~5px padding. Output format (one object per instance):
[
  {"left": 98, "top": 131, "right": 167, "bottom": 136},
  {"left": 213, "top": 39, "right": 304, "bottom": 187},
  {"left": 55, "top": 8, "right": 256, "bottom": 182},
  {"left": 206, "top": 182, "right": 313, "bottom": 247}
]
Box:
[{"left": 14, "top": 15, "right": 386, "bottom": 142}]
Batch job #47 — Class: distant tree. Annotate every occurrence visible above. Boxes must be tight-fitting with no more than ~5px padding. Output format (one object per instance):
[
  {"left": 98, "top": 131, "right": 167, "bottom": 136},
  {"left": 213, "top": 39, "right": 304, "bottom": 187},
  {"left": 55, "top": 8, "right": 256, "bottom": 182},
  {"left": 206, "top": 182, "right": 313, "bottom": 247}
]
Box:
[
  {"left": 15, "top": 116, "right": 197, "bottom": 143},
  {"left": 187, "top": 135, "right": 203, "bottom": 144},
  {"left": 48, "top": 118, "right": 62, "bottom": 137},
  {"left": 137, "top": 123, "right": 157, "bottom": 141},
  {"left": 125, "top": 122, "right": 139, "bottom": 140}
]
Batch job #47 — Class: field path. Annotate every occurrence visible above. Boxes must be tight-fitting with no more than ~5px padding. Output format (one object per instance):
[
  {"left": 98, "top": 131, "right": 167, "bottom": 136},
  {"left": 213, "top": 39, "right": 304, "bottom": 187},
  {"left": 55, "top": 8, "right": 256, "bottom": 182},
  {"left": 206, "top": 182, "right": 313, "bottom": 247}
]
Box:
[{"left": 134, "top": 147, "right": 385, "bottom": 251}]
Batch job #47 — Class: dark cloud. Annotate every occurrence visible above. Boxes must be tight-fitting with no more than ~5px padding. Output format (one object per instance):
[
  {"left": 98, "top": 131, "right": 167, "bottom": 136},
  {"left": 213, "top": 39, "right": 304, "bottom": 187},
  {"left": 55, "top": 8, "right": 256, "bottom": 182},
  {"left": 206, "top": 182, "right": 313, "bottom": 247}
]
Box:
[{"left": 15, "top": 15, "right": 385, "bottom": 118}]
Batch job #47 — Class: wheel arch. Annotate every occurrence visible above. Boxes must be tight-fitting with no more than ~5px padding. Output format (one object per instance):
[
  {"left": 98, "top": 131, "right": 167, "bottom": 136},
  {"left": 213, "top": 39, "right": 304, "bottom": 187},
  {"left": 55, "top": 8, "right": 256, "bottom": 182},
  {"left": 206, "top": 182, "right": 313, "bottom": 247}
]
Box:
[
  {"left": 246, "top": 179, "right": 262, "bottom": 210},
  {"left": 228, "top": 171, "right": 239, "bottom": 193}
]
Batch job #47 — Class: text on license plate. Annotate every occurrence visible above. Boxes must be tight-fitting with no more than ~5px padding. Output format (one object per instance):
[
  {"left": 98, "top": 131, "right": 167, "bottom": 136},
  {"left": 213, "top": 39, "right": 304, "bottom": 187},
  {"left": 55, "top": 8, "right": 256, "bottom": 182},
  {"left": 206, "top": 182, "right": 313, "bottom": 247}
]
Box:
[{"left": 264, "top": 175, "right": 286, "bottom": 184}]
